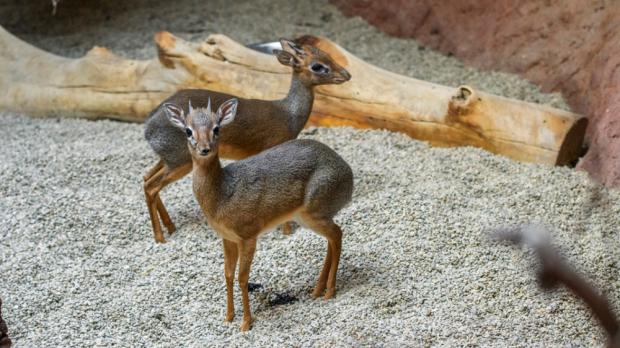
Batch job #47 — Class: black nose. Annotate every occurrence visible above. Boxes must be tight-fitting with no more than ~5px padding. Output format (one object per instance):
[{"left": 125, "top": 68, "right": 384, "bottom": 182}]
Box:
[
  {"left": 200, "top": 148, "right": 210, "bottom": 156},
  {"left": 341, "top": 69, "right": 351, "bottom": 80}
]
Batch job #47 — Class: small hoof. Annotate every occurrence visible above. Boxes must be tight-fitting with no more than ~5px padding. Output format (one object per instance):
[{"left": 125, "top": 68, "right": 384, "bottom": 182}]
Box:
[
  {"left": 225, "top": 313, "right": 234, "bottom": 322},
  {"left": 324, "top": 288, "right": 336, "bottom": 300},
  {"left": 240, "top": 319, "right": 252, "bottom": 332},
  {"left": 312, "top": 283, "right": 326, "bottom": 298},
  {"left": 166, "top": 223, "right": 177, "bottom": 235},
  {"left": 154, "top": 237, "right": 167, "bottom": 244}
]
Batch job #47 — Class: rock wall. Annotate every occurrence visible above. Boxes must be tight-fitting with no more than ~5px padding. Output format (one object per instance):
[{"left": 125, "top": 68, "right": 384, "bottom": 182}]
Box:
[{"left": 331, "top": 0, "right": 620, "bottom": 186}]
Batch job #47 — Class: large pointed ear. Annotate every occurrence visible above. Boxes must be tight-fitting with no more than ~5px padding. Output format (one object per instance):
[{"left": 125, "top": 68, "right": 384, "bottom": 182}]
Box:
[
  {"left": 216, "top": 98, "right": 238, "bottom": 127},
  {"left": 163, "top": 103, "right": 186, "bottom": 129},
  {"left": 279, "top": 38, "right": 305, "bottom": 57},
  {"left": 274, "top": 49, "right": 301, "bottom": 68}
]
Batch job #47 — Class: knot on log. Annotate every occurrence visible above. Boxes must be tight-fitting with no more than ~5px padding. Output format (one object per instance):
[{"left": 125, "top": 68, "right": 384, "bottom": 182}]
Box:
[
  {"left": 199, "top": 34, "right": 246, "bottom": 62},
  {"left": 448, "top": 85, "right": 478, "bottom": 118},
  {"left": 199, "top": 41, "right": 225, "bottom": 61}
]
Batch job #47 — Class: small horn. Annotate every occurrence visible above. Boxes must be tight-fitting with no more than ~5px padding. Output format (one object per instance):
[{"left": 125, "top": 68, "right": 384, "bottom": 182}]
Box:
[
  {"left": 206, "top": 97, "right": 212, "bottom": 114},
  {"left": 188, "top": 99, "right": 194, "bottom": 113}
]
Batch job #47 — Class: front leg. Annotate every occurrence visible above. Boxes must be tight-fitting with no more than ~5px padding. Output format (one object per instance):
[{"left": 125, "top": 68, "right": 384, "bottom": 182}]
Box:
[
  {"left": 222, "top": 239, "right": 238, "bottom": 322},
  {"left": 237, "top": 238, "right": 257, "bottom": 331}
]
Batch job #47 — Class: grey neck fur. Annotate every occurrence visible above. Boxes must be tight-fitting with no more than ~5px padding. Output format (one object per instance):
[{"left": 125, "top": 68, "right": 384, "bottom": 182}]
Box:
[{"left": 279, "top": 73, "right": 314, "bottom": 135}]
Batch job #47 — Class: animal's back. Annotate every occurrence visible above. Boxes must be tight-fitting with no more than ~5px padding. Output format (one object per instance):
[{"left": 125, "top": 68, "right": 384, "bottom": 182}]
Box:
[{"left": 222, "top": 139, "right": 353, "bottom": 218}]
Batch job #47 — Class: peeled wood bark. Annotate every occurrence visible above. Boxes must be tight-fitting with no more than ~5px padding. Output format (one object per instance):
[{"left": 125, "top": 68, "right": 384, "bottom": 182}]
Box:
[{"left": 0, "top": 26, "right": 586, "bottom": 165}]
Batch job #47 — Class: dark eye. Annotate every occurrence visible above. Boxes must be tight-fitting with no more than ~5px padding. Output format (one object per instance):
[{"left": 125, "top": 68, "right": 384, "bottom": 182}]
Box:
[
  {"left": 185, "top": 128, "right": 192, "bottom": 137},
  {"left": 310, "top": 63, "right": 329, "bottom": 74},
  {"left": 213, "top": 126, "right": 219, "bottom": 136}
]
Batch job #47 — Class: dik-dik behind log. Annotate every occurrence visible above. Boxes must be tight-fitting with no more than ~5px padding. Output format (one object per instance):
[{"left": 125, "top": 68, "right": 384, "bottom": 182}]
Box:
[
  {"left": 143, "top": 38, "right": 351, "bottom": 243},
  {"left": 163, "top": 98, "right": 353, "bottom": 331}
]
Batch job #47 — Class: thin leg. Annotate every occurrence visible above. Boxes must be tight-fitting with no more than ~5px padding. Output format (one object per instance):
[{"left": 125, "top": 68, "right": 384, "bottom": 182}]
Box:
[
  {"left": 151, "top": 163, "right": 191, "bottom": 234},
  {"left": 301, "top": 214, "right": 343, "bottom": 299},
  {"left": 144, "top": 167, "right": 166, "bottom": 243},
  {"left": 149, "top": 163, "right": 192, "bottom": 197},
  {"left": 145, "top": 160, "right": 175, "bottom": 234},
  {"left": 144, "top": 163, "right": 192, "bottom": 243},
  {"left": 143, "top": 159, "right": 164, "bottom": 181},
  {"left": 155, "top": 194, "right": 175, "bottom": 234},
  {"left": 325, "top": 224, "right": 342, "bottom": 299},
  {"left": 237, "top": 238, "right": 257, "bottom": 331},
  {"left": 312, "top": 243, "right": 332, "bottom": 298},
  {"left": 222, "top": 239, "right": 239, "bottom": 322}
]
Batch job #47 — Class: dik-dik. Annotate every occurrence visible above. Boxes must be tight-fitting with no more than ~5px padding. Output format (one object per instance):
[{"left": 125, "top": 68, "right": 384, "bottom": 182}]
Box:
[
  {"left": 163, "top": 98, "right": 353, "bottom": 331},
  {"left": 143, "top": 38, "right": 351, "bottom": 243}
]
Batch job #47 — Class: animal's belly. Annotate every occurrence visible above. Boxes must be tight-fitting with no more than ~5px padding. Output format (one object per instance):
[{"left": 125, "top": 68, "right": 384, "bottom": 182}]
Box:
[
  {"left": 259, "top": 208, "right": 305, "bottom": 233},
  {"left": 207, "top": 208, "right": 304, "bottom": 242},
  {"left": 208, "top": 220, "right": 242, "bottom": 243}
]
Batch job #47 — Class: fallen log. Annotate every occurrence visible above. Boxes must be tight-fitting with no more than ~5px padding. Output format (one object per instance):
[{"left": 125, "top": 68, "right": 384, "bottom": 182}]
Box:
[{"left": 0, "top": 26, "right": 586, "bottom": 165}]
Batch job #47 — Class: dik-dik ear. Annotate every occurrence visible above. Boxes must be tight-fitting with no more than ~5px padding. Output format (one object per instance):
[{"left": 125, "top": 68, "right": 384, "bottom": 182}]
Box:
[
  {"left": 279, "top": 38, "right": 305, "bottom": 57},
  {"left": 216, "top": 98, "right": 238, "bottom": 127},
  {"left": 274, "top": 49, "right": 301, "bottom": 69},
  {"left": 163, "top": 103, "right": 186, "bottom": 129}
]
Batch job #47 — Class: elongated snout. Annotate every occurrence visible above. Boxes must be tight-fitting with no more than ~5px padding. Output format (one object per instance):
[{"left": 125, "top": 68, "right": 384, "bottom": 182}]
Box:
[
  {"left": 199, "top": 148, "right": 210, "bottom": 156},
  {"left": 340, "top": 69, "right": 351, "bottom": 81},
  {"left": 332, "top": 68, "right": 351, "bottom": 84}
]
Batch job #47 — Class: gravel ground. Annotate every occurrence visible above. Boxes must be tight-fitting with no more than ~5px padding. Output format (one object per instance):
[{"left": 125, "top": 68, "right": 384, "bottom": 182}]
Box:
[
  {"left": 1, "top": 0, "right": 619, "bottom": 347},
  {"left": 1, "top": 113, "right": 619, "bottom": 347}
]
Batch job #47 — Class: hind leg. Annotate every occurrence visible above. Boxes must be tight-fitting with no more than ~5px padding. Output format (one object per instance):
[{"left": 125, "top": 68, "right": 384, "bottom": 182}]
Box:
[
  {"left": 144, "top": 162, "right": 192, "bottom": 243},
  {"left": 145, "top": 161, "right": 175, "bottom": 233},
  {"left": 144, "top": 159, "right": 164, "bottom": 181},
  {"left": 312, "top": 241, "right": 332, "bottom": 298},
  {"left": 300, "top": 213, "right": 343, "bottom": 299},
  {"left": 144, "top": 166, "right": 166, "bottom": 243},
  {"left": 150, "top": 162, "right": 192, "bottom": 234}
]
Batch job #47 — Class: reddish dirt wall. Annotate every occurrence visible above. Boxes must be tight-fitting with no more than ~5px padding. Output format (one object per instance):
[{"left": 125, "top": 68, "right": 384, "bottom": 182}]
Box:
[{"left": 331, "top": 0, "right": 620, "bottom": 186}]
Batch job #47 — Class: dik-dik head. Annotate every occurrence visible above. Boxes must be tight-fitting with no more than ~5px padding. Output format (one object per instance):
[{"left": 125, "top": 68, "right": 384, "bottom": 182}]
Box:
[
  {"left": 164, "top": 98, "right": 238, "bottom": 163},
  {"left": 274, "top": 38, "right": 351, "bottom": 86}
]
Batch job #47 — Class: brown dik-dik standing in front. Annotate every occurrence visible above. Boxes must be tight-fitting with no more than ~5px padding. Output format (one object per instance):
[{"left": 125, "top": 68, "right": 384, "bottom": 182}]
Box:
[
  {"left": 163, "top": 98, "right": 353, "bottom": 331},
  {"left": 143, "top": 38, "right": 351, "bottom": 243}
]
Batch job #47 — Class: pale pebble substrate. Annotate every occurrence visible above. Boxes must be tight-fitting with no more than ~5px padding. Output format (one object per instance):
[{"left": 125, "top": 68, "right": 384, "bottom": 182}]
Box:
[{"left": 0, "top": 112, "right": 619, "bottom": 347}]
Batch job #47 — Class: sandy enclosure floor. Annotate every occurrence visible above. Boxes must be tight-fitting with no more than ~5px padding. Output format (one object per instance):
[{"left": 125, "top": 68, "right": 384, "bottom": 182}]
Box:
[
  {"left": 0, "top": 0, "right": 619, "bottom": 347},
  {"left": 1, "top": 113, "right": 619, "bottom": 347}
]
